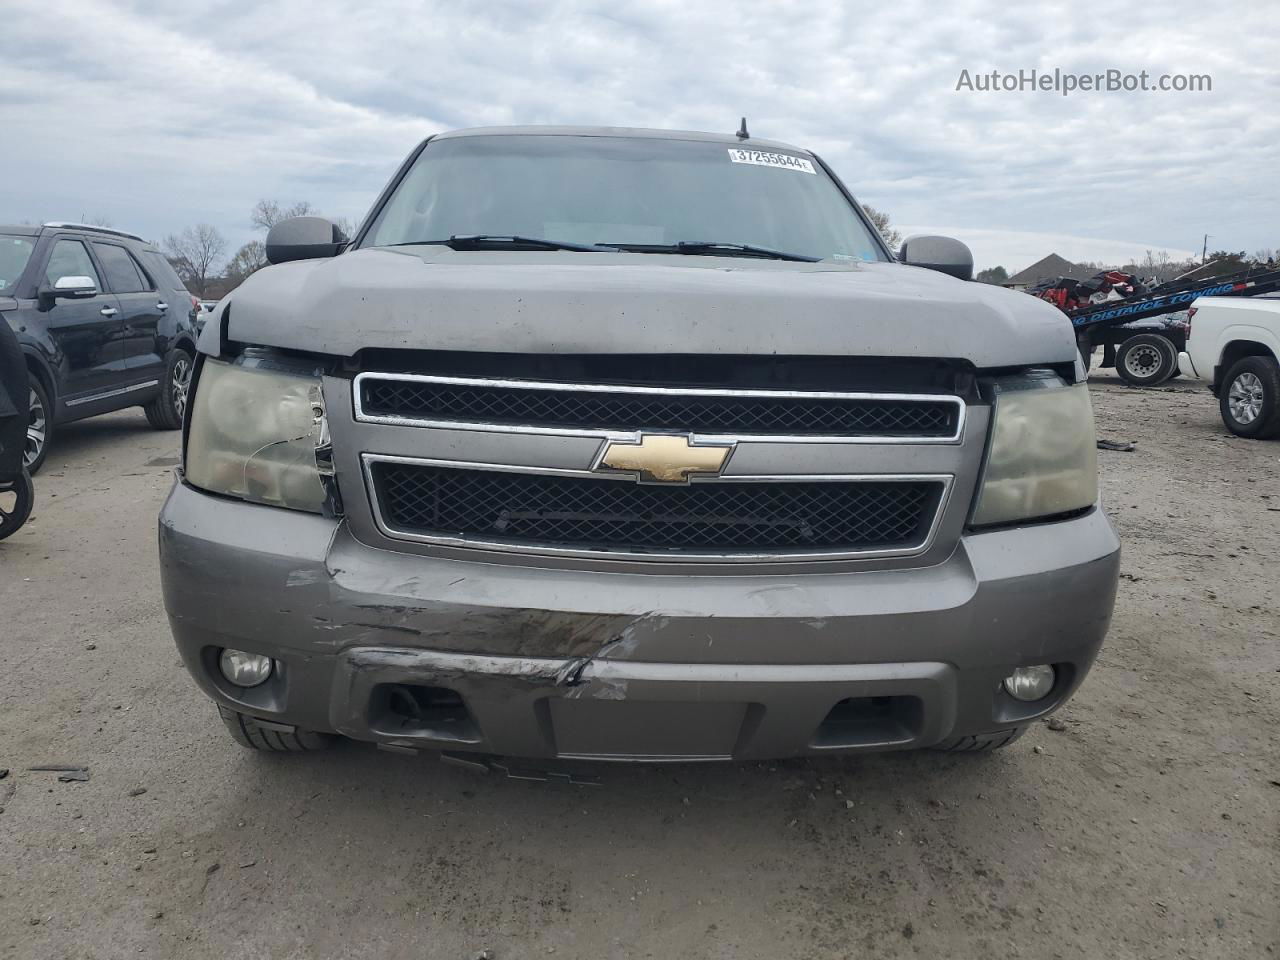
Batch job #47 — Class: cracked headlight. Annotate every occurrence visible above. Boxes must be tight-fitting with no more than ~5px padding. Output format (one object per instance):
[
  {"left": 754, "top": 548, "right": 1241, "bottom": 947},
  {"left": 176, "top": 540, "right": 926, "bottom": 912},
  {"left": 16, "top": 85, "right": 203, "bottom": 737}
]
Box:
[
  {"left": 971, "top": 376, "right": 1098, "bottom": 527},
  {"left": 185, "top": 358, "right": 329, "bottom": 513}
]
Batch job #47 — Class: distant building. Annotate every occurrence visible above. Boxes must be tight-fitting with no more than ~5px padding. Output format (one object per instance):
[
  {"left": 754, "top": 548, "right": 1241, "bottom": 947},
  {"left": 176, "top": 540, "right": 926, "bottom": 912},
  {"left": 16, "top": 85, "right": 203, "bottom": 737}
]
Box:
[{"left": 1003, "top": 253, "right": 1094, "bottom": 291}]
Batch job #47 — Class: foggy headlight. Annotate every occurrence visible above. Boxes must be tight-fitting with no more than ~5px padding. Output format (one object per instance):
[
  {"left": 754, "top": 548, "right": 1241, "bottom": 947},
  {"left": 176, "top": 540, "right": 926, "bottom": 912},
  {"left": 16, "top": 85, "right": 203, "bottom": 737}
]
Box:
[
  {"left": 971, "top": 377, "right": 1098, "bottom": 527},
  {"left": 185, "top": 358, "right": 328, "bottom": 513}
]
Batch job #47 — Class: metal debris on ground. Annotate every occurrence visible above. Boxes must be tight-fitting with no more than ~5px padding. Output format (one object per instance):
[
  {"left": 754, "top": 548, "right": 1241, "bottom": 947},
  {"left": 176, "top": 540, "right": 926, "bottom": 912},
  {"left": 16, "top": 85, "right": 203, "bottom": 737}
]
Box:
[
  {"left": 28, "top": 764, "right": 90, "bottom": 782},
  {"left": 1097, "top": 439, "right": 1136, "bottom": 452}
]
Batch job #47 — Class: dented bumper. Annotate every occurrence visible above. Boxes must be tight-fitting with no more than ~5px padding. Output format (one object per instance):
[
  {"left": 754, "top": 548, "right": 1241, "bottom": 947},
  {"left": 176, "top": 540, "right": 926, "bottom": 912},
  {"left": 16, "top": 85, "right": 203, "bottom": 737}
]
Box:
[{"left": 160, "top": 480, "right": 1120, "bottom": 760}]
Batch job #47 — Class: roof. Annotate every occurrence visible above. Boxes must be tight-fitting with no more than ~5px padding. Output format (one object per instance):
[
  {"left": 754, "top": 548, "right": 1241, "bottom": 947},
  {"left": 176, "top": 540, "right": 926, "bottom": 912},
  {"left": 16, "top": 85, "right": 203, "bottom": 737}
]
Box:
[
  {"left": 433, "top": 124, "right": 808, "bottom": 153},
  {"left": 0, "top": 223, "right": 147, "bottom": 242},
  {"left": 1006, "top": 253, "right": 1094, "bottom": 286}
]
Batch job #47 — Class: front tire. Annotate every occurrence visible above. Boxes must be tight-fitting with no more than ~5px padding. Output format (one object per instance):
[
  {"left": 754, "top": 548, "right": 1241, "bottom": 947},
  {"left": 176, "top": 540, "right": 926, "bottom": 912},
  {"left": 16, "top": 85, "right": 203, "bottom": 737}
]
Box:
[
  {"left": 218, "top": 706, "right": 334, "bottom": 752},
  {"left": 932, "top": 726, "right": 1027, "bottom": 752},
  {"left": 24, "top": 374, "right": 51, "bottom": 476},
  {"left": 0, "top": 468, "right": 34, "bottom": 541},
  {"left": 1219, "top": 356, "right": 1280, "bottom": 439},
  {"left": 1077, "top": 335, "right": 1093, "bottom": 374},
  {"left": 1116, "top": 334, "right": 1177, "bottom": 387},
  {"left": 144, "top": 348, "right": 193, "bottom": 430}
]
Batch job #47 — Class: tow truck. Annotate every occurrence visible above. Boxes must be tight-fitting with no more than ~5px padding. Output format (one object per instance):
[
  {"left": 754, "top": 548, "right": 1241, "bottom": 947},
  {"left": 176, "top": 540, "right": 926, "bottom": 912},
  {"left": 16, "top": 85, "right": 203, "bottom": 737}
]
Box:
[{"left": 1033, "top": 266, "right": 1280, "bottom": 386}]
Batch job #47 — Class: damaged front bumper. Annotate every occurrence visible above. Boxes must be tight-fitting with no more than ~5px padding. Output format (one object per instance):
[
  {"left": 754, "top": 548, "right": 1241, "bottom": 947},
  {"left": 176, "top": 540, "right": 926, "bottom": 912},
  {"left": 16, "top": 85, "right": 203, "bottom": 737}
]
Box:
[{"left": 160, "top": 481, "right": 1120, "bottom": 761}]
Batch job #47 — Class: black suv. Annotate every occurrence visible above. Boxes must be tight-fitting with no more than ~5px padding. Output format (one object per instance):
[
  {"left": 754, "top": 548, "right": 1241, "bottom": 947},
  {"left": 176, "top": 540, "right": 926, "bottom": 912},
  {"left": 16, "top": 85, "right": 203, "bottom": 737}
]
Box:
[{"left": 0, "top": 223, "right": 200, "bottom": 473}]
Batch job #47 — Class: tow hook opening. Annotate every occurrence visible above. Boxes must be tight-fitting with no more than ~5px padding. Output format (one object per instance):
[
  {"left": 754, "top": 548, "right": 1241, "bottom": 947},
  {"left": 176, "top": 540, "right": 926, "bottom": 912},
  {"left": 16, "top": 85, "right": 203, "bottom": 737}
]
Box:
[
  {"left": 369, "top": 683, "right": 482, "bottom": 744},
  {"left": 811, "top": 695, "right": 923, "bottom": 749}
]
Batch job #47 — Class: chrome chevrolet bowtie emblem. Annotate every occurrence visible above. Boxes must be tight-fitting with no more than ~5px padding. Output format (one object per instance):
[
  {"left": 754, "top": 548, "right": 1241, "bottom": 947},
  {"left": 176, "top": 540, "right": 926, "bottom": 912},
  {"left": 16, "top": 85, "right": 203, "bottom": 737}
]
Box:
[{"left": 597, "top": 433, "right": 734, "bottom": 484}]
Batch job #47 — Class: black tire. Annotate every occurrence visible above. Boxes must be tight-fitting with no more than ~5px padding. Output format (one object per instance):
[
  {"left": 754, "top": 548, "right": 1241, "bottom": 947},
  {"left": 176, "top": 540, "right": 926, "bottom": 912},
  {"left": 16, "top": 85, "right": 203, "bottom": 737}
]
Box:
[
  {"left": 1218, "top": 355, "right": 1280, "bottom": 440},
  {"left": 144, "top": 348, "right": 193, "bottom": 430},
  {"left": 1115, "top": 334, "right": 1177, "bottom": 387},
  {"left": 0, "top": 468, "right": 34, "bottom": 541},
  {"left": 24, "top": 373, "right": 52, "bottom": 476},
  {"left": 931, "top": 726, "right": 1027, "bottom": 753},
  {"left": 1077, "top": 336, "right": 1093, "bottom": 373},
  {"left": 218, "top": 705, "right": 334, "bottom": 752}
]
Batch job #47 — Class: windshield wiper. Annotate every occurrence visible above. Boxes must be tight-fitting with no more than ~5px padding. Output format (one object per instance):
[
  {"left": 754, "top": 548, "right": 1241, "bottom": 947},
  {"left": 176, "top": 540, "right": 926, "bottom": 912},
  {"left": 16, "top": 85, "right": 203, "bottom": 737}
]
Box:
[
  {"left": 606, "top": 241, "right": 820, "bottom": 262},
  {"left": 389, "top": 235, "right": 617, "bottom": 252}
]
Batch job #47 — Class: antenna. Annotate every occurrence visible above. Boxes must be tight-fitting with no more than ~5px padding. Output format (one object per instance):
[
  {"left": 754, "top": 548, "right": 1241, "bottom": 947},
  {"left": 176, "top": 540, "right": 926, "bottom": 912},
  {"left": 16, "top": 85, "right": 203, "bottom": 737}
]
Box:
[{"left": 736, "top": 117, "right": 749, "bottom": 140}]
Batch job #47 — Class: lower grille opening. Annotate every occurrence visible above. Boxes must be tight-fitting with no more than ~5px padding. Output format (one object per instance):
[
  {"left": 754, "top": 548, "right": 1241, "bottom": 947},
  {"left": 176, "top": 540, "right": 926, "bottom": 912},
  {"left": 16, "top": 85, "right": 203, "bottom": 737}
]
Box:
[
  {"left": 811, "top": 696, "right": 923, "bottom": 748},
  {"left": 369, "top": 683, "right": 481, "bottom": 744},
  {"left": 370, "top": 462, "right": 944, "bottom": 558}
]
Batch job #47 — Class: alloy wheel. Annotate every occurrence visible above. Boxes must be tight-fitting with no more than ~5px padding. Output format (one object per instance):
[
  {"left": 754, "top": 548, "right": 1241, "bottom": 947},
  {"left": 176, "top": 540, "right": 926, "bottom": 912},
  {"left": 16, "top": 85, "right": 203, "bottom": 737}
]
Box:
[
  {"left": 24, "top": 387, "right": 45, "bottom": 469},
  {"left": 1227, "top": 371, "right": 1264, "bottom": 425},
  {"left": 172, "top": 356, "right": 192, "bottom": 421}
]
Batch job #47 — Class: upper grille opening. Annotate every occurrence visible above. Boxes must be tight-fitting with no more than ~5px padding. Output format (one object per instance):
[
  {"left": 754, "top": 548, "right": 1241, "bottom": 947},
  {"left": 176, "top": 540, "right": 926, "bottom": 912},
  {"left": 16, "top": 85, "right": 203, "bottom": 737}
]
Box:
[
  {"left": 355, "top": 351, "right": 972, "bottom": 393},
  {"left": 358, "top": 376, "right": 961, "bottom": 438}
]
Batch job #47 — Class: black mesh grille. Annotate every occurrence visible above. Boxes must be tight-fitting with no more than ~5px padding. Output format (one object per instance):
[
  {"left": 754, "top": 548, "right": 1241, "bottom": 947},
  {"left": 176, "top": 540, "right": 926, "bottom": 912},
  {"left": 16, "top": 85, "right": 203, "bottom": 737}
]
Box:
[
  {"left": 372, "top": 463, "right": 942, "bottom": 556},
  {"left": 360, "top": 378, "right": 958, "bottom": 438}
]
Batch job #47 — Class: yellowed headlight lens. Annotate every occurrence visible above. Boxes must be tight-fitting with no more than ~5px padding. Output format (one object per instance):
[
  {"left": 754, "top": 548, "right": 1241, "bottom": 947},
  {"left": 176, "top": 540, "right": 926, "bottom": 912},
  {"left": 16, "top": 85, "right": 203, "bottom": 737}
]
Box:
[
  {"left": 185, "top": 359, "right": 327, "bottom": 513},
  {"left": 972, "top": 382, "right": 1098, "bottom": 526}
]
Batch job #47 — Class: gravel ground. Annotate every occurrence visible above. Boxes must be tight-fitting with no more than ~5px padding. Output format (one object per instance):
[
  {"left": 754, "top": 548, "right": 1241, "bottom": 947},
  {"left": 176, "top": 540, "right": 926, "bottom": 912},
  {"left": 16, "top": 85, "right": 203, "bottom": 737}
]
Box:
[{"left": 1, "top": 371, "right": 1277, "bottom": 959}]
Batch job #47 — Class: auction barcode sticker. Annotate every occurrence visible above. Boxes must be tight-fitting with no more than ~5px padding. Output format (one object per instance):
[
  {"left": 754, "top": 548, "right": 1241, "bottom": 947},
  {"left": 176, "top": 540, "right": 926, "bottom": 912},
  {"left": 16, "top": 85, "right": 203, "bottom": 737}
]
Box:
[{"left": 727, "top": 148, "right": 816, "bottom": 174}]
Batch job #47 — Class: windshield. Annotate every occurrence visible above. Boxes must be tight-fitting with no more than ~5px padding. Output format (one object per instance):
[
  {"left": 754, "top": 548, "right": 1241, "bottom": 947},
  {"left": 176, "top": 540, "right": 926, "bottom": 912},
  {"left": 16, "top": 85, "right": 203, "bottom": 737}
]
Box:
[
  {"left": 0, "top": 235, "right": 36, "bottom": 295},
  {"left": 363, "top": 135, "right": 887, "bottom": 263}
]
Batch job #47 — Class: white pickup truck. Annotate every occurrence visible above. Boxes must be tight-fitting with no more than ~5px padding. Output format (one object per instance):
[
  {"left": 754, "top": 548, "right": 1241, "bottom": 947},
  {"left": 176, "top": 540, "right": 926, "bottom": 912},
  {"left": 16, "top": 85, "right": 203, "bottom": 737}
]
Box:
[{"left": 1180, "top": 295, "right": 1280, "bottom": 438}]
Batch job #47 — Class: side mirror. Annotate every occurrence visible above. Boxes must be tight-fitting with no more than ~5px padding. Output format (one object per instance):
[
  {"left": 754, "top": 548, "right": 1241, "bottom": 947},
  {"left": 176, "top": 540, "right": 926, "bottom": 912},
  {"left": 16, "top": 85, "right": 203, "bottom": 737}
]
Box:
[
  {"left": 899, "top": 235, "right": 974, "bottom": 281},
  {"left": 265, "top": 217, "right": 347, "bottom": 265},
  {"left": 41, "top": 275, "right": 98, "bottom": 301}
]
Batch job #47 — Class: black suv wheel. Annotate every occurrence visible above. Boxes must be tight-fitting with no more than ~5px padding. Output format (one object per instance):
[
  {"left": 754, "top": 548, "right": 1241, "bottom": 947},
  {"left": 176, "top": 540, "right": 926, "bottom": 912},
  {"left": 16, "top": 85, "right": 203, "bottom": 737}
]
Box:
[
  {"left": 1219, "top": 355, "right": 1280, "bottom": 439},
  {"left": 24, "top": 373, "right": 51, "bottom": 476},
  {"left": 144, "top": 348, "right": 193, "bottom": 430}
]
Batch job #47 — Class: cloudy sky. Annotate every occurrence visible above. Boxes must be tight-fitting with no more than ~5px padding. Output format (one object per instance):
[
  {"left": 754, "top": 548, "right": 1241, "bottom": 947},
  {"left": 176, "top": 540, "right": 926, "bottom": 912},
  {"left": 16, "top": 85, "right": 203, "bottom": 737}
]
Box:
[{"left": 3, "top": 0, "right": 1277, "bottom": 272}]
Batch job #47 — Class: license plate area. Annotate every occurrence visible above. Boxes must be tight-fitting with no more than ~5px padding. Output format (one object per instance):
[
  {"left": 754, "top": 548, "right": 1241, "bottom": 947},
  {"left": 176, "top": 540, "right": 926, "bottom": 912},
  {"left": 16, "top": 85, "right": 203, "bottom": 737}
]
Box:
[{"left": 549, "top": 699, "right": 748, "bottom": 760}]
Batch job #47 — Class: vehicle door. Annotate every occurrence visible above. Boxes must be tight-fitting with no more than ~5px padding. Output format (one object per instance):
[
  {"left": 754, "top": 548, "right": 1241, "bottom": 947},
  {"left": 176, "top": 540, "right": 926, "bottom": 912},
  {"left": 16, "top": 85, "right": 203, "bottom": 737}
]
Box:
[
  {"left": 38, "top": 237, "right": 124, "bottom": 399},
  {"left": 92, "top": 241, "right": 165, "bottom": 384}
]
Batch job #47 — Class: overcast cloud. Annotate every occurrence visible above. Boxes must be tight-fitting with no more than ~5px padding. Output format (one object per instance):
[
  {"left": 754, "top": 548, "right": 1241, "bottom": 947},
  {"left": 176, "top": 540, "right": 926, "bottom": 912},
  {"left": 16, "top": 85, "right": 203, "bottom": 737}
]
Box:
[{"left": 3, "top": 0, "right": 1276, "bottom": 271}]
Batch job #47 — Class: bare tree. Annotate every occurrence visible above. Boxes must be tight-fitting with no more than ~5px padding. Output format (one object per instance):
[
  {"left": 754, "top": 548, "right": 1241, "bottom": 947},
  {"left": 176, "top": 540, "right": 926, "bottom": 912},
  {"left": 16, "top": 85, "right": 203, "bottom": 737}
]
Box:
[
  {"left": 223, "top": 240, "right": 268, "bottom": 288},
  {"left": 862, "top": 205, "right": 902, "bottom": 250},
  {"left": 83, "top": 214, "right": 114, "bottom": 228},
  {"left": 251, "top": 200, "right": 314, "bottom": 232},
  {"left": 165, "top": 224, "right": 227, "bottom": 298}
]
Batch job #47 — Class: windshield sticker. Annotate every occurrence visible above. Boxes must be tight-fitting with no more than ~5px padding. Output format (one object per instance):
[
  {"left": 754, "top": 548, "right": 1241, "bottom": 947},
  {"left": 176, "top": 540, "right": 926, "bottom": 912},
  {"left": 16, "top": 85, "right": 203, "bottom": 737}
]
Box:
[{"left": 727, "top": 148, "right": 816, "bottom": 174}]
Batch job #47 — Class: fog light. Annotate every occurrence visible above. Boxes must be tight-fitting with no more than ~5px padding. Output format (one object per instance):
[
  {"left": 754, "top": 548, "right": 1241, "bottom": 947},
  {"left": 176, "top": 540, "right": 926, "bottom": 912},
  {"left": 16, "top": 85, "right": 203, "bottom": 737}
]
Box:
[
  {"left": 1003, "top": 665, "right": 1056, "bottom": 702},
  {"left": 219, "top": 649, "right": 273, "bottom": 687}
]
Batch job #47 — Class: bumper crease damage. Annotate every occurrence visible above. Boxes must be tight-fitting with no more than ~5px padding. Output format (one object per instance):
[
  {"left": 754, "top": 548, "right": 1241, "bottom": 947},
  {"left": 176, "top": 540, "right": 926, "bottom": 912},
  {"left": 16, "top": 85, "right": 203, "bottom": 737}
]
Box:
[{"left": 161, "top": 479, "right": 1120, "bottom": 761}]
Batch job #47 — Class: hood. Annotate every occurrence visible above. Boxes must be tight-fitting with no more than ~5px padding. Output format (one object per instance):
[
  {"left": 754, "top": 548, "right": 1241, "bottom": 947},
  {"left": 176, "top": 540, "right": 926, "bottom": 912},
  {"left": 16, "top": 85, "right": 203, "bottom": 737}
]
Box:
[{"left": 224, "top": 248, "right": 1075, "bottom": 367}]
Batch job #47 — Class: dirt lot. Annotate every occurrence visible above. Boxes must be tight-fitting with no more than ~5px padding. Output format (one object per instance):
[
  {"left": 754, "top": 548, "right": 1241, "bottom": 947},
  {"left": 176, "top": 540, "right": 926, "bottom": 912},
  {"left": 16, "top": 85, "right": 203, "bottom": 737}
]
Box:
[{"left": 1, "top": 371, "right": 1277, "bottom": 960}]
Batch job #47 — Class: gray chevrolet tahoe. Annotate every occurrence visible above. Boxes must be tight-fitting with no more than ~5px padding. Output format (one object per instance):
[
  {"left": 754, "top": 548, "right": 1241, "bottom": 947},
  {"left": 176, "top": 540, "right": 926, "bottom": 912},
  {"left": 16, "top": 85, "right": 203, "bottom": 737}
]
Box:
[{"left": 159, "top": 126, "right": 1119, "bottom": 761}]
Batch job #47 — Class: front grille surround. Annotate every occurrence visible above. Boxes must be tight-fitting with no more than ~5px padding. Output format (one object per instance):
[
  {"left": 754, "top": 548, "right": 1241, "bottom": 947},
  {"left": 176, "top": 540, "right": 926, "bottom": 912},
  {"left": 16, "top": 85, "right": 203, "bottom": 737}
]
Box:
[
  {"left": 354, "top": 373, "right": 966, "bottom": 443},
  {"left": 362, "top": 454, "right": 953, "bottom": 563}
]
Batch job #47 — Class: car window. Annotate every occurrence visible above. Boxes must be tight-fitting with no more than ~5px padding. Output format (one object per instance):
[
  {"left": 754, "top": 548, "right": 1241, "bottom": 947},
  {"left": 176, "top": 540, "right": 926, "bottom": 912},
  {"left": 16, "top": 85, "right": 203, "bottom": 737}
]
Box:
[
  {"left": 142, "top": 250, "right": 188, "bottom": 292},
  {"left": 127, "top": 249, "right": 157, "bottom": 290},
  {"left": 0, "top": 235, "right": 36, "bottom": 295},
  {"left": 93, "top": 242, "right": 149, "bottom": 294},
  {"left": 44, "top": 239, "right": 102, "bottom": 290}
]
